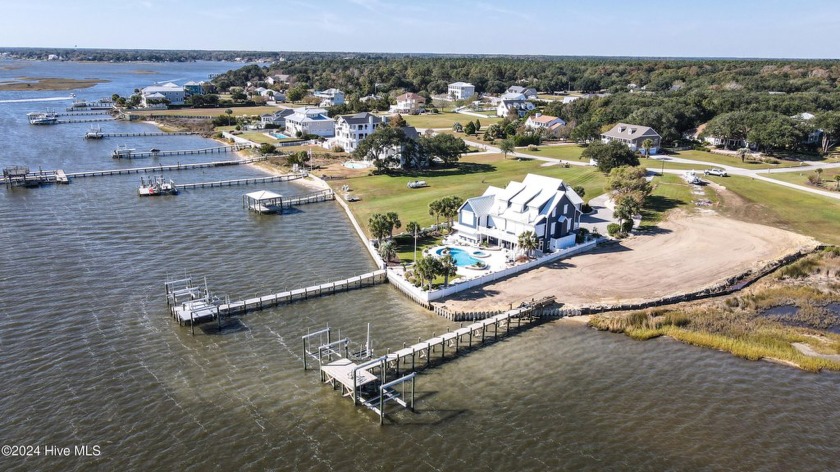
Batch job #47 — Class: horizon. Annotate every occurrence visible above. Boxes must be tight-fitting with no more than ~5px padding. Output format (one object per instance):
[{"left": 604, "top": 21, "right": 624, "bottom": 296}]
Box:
[{"left": 2, "top": 0, "right": 840, "bottom": 59}]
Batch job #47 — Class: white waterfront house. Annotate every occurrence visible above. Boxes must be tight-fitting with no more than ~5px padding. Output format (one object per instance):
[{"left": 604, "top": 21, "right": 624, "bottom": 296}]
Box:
[
  {"left": 448, "top": 82, "right": 475, "bottom": 100},
  {"left": 454, "top": 174, "right": 583, "bottom": 253},
  {"left": 496, "top": 92, "right": 535, "bottom": 118},
  {"left": 325, "top": 112, "right": 387, "bottom": 152},
  {"left": 390, "top": 92, "right": 426, "bottom": 114},
  {"left": 140, "top": 83, "right": 185, "bottom": 107},
  {"left": 284, "top": 107, "right": 335, "bottom": 137},
  {"left": 314, "top": 88, "right": 345, "bottom": 107},
  {"left": 600, "top": 123, "right": 661, "bottom": 154}
]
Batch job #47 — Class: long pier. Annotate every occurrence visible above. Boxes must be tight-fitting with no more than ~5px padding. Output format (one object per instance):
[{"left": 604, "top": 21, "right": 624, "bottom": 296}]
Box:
[
  {"left": 179, "top": 173, "right": 309, "bottom": 189},
  {"left": 94, "top": 131, "right": 200, "bottom": 138},
  {"left": 307, "top": 297, "right": 555, "bottom": 424},
  {"left": 166, "top": 269, "right": 387, "bottom": 330},
  {"left": 64, "top": 157, "right": 269, "bottom": 178},
  {"left": 113, "top": 144, "right": 250, "bottom": 159},
  {"left": 57, "top": 117, "right": 115, "bottom": 124},
  {"left": 56, "top": 111, "right": 112, "bottom": 117}
]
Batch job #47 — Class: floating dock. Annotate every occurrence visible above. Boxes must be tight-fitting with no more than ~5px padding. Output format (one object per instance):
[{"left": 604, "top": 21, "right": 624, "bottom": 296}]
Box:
[{"left": 112, "top": 144, "right": 251, "bottom": 159}]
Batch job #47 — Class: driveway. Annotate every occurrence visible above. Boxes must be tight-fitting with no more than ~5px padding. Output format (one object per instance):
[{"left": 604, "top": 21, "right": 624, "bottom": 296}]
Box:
[{"left": 580, "top": 194, "right": 616, "bottom": 235}]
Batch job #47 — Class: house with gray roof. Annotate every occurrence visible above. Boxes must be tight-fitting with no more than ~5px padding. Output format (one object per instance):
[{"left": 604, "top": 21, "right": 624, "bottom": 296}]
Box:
[
  {"left": 600, "top": 123, "right": 661, "bottom": 154},
  {"left": 454, "top": 174, "right": 583, "bottom": 252},
  {"left": 260, "top": 108, "right": 294, "bottom": 128},
  {"left": 284, "top": 107, "right": 335, "bottom": 137},
  {"left": 506, "top": 85, "right": 538, "bottom": 99},
  {"left": 327, "top": 112, "right": 387, "bottom": 152}
]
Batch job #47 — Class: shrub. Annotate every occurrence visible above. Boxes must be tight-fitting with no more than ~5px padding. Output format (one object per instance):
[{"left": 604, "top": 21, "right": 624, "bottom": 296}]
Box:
[
  {"left": 575, "top": 228, "right": 590, "bottom": 244},
  {"left": 527, "top": 144, "right": 539, "bottom": 151},
  {"left": 331, "top": 145, "right": 345, "bottom": 153},
  {"left": 621, "top": 219, "right": 634, "bottom": 233},
  {"left": 581, "top": 203, "right": 592, "bottom": 213},
  {"left": 607, "top": 223, "right": 621, "bottom": 236}
]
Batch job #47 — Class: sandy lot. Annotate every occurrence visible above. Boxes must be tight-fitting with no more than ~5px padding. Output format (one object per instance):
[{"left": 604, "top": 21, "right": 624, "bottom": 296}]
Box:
[{"left": 439, "top": 212, "right": 818, "bottom": 312}]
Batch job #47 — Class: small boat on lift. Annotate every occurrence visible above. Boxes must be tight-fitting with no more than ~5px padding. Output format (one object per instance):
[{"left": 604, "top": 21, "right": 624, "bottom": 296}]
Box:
[
  {"left": 113, "top": 144, "right": 136, "bottom": 158},
  {"left": 138, "top": 175, "right": 178, "bottom": 196}
]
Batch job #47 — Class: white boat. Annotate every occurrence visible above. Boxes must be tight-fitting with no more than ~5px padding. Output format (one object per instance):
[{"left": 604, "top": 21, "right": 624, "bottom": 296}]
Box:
[
  {"left": 112, "top": 144, "right": 136, "bottom": 158},
  {"left": 682, "top": 170, "right": 701, "bottom": 184},
  {"left": 27, "top": 111, "right": 58, "bottom": 125},
  {"left": 138, "top": 175, "right": 178, "bottom": 196},
  {"left": 84, "top": 126, "right": 104, "bottom": 139}
]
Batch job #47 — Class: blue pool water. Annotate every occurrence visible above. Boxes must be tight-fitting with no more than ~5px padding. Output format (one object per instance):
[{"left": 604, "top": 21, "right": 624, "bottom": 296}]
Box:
[
  {"left": 435, "top": 247, "right": 479, "bottom": 267},
  {"left": 272, "top": 132, "right": 289, "bottom": 139},
  {"left": 344, "top": 161, "right": 371, "bottom": 169}
]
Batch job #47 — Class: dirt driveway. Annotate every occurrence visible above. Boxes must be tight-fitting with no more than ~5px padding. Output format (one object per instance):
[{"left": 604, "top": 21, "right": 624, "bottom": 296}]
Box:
[{"left": 439, "top": 212, "right": 818, "bottom": 312}]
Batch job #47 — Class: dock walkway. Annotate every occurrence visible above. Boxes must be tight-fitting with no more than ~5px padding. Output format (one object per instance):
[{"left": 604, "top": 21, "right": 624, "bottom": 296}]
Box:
[
  {"left": 96, "top": 131, "right": 199, "bottom": 138},
  {"left": 64, "top": 157, "right": 269, "bottom": 178},
  {"left": 113, "top": 144, "right": 251, "bottom": 159},
  {"left": 180, "top": 173, "right": 308, "bottom": 190}
]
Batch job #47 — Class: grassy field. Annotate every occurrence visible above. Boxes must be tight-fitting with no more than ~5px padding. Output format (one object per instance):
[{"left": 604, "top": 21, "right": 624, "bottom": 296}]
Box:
[
  {"left": 131, "top": 106, "right": 279, "bottom": 117},
  {"left": 706, "top": 174, "right": 840, "bottom": 244},
  {"left": 763, "top": 167, "right": 840, "bottom": 189},
  {"left": 670, "top": 150, "right": 828, "bottom": 170},
  {"left": 403, "top": 112, "right": 502, "bottom": 129},
  {"left": 643, "top": 161, "right": 715, "bottom": 172},
  {"left": 238, "top": 131, "right": 279, "bottom": 145},
  {"left": 330, "top": 153, "right": 609, "bottom": 237},
  {"left": 638, "top": 174, "right": 703, "bottom": 229},
  {"left": 516, "top": 145, "right": 585, "bottom": 161}
]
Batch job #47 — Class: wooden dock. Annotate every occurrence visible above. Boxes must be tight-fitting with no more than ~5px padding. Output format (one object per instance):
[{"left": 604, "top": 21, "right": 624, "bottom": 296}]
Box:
[
  {"left": 63, "top": 157, "right": 268, "bottom": 178},
  {"left": 56, "top": 111, "right": 112, "bottom": 117},
  {"left": 180, "top": 173, "right": 309, "bottom": 190},
  {"left": 166, "top": 269, "right": 387, "bottom": 329},
  {"left": 56, "top": 117, "right": 115, "bottom": 124},
  {"left": 3, "top": 166, "right": 68, "bottom": 187},
  {"left": 92, "top": 131, "right": 199, "bottom": 138},
  {"left": 112, "top": 144, "right": 251, "bottom": 159}
]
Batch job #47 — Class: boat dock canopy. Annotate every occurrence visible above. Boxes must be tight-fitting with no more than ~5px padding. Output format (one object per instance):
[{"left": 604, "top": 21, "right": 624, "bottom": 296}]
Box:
[{"left": 244, "top": 190, "right": 283, "bottom": 213}]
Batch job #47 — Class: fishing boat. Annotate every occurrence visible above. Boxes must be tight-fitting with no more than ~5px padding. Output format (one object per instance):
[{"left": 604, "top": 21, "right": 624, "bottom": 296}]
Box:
[
  {"left": 27, "top": 110, "right": 58, "bottom": 125},
  {"left": 84, "top": 126, "right": 104, "bottom": 139},
  {"left": 138, "top": 175, "right": 178, "bottom": 196},
  {"left": 112, "top": 144, "right": 136, "bottom": 158}
]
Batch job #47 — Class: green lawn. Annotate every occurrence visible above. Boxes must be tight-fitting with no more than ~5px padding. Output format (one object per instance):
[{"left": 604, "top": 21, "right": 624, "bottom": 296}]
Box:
[
  {"left": 331, "top": 153, "right": 609, "bottom": 237},
  {"left": 763, "top": 167, "right": 840, "bottom": 189},
  {"left": 238, "top": 131, "right": 280, "bottom": 145},
  {"left": 516, "top": 145, "right": 585, "bottom": 161},
  {"left": 404, "top": 112, "right": 502, "bottom": 129},
  {"left": 639, "top": 174, "right": 701, "bottom": 229},
  {"left": 705, "top": 174, "right": 840, "bottom": 244},
  {"left": 670, "top": 150, "right": 824, "bottom": 170},
  {"left": 644, "top": 161, "right": 716, "bottom": 172},
  {"left": 132, "top": 105, "right": 279, "bottom": 117}
]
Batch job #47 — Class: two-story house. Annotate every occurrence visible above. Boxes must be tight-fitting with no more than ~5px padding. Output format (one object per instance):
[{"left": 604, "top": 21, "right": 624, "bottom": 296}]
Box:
[
  {"left": 284, "top": 107, "right": 335, "bottom": 137},
  {"left": 496, "top": 92, "right": 535, "bottom": 118},
  {"left": 390, "top": 92, "right": 426, "bottom": 114},
  {"left": 327, "top": 112, "right": 387, "bottom": 152},
  {"left": 448, "top": 82, "right": 475, "bottom": 100},
  {"left": 524, "top": 113, "right": 567, "bottom": 137},
  {"left": 454, "top": 174, "right": 583, "bottom": 252},
  {"left": 140, "top": 83, "right": 185, "bottom": 107},
  {"left": 260, "top": 108, "right": 295, "bottom": 128},
  {"left": 600, "top": 123, "right": 661, "bottom": 154},
  {"left": 314, "top": 88, "right": 345, "bottom": 107},
  {"left": 506, "top": 85, "right": 538, "bottom": 99}
]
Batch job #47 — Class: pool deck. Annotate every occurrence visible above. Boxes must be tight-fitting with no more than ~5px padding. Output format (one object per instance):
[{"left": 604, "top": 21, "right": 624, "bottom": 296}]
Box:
[{"left": 428, "top": 243, "right": 510, "bottom": 276}]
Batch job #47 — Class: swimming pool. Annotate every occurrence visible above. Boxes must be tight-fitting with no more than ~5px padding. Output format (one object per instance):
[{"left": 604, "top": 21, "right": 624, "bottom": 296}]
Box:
[
  {"left": 272, "top": 132, "right": 289, "bottom": 139},
  {"left": 435, "top": 247, "right": 479, "bottom": 267},
  {"left": 343, "top": 160, "right": 371, "bottom": 169}
]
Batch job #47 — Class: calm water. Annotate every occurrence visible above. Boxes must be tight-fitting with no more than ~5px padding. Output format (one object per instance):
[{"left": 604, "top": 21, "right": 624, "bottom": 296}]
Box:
[{"left": 1, "top": 60, "right": 839, "bottom": 471}]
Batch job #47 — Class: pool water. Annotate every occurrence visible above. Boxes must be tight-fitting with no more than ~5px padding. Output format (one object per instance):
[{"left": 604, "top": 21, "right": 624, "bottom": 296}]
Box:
[
  {"left": 435, "top": 247, "right": 479, "bottom": 267},
  {"left": 272, "top": 132, "right": 289, "bottom": 139},
  {"left": 344, "top": 161, "right": 371, "bottom": 169}
]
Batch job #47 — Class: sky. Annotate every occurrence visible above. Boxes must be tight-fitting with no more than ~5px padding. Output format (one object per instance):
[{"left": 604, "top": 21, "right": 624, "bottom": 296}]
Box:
[{"left": 2, "top": 0, "right": 839, "bottom": 59}]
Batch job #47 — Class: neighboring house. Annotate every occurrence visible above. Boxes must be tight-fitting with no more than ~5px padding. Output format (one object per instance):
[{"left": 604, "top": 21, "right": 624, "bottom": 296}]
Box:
[
  {"left": 454, "top": 174, "right": 583, "bottom": 252},
  {"left": 793, "top": 112, "right": 823, "bottom": 145},
  {"left": 390, "top": 92, "right": 426, "bottom": 114},
  {"left": 140, "top": 83, "right": 185, "bottom": 107},
  {"left": 600, "top": 123, "right": 661, "bottom": 154},
  {"left": 266, "top": 74, "right": 290, "bottom": 85},
  {"left": 260, "top": 108, "right": 294, "bottom": 127},
  {"left": 326, "top": 112, "right": 387, "bottom": 152},
  {"left": 525, "top": 113, "right": 567, "bottom": 137},
  {"left": 357, "top": 126, "right": 421, "bottom": 166},
  {"left": 314, "top": 88, "right": 345, "bottom": 107},
  {"left": 284, "top": 107, "right": 335, "bottom": 137},
  {"left": 183, "top": 81, "right": 204, "bottom": 96},
  {"left": 266, "top": 91, "right": 286, "bottom": 102},
  {"left": 496, "top": 93, "right": 535, "bottom": 118},
  {"left": 506, "top": 85, "right": 538, "bottom": 99},
  {"left": 448, "top": 82, "right": 475, "bottom": 100},
  {"left": 562, "top": 96, "right": 580, "bottom": 104}
]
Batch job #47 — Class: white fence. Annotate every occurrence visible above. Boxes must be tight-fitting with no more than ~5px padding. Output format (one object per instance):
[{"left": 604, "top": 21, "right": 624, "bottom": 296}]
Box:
[{"left": 386, "top": 239, "right": 599, "bottom": 304}]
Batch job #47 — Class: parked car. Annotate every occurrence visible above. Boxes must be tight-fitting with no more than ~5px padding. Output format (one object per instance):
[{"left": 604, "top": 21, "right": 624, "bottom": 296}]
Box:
[{"left": 704, "top": 167, "right": 727, "bottom": 177}]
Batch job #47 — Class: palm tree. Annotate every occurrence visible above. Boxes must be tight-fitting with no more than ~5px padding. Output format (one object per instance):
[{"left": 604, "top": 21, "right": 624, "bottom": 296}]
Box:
[
  {"left": 440, "top": 254, "right": 458, "bottom": 288},
  {"left": 517, "top": 230, "right": 538, "bottom": 258},
  {"left": 835, "top": 174, "right": 840, "bottom": 190},
  {"left": 737, "top": 147, "right": 749, "bottom": 163},
  {"left": 429, "top": 199, "right": 443, "bottom": 228},
  {"left": 414, "top": 255, "right": 441, "bottom": 290},
  {"left": 641, "top": 138, "right": 653, "bottom": 158},
  {"left": 225, "top": 108, "right": 233, "bottom": 127},
  {"left": 379, "top": 240, "right": 397, "bottom": 265},
  {"left": 499, "top": 138, "right": 515, "bottom": 159},
  {"left": 385, "top": 212, "right": 401, "bottom": 239}
]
